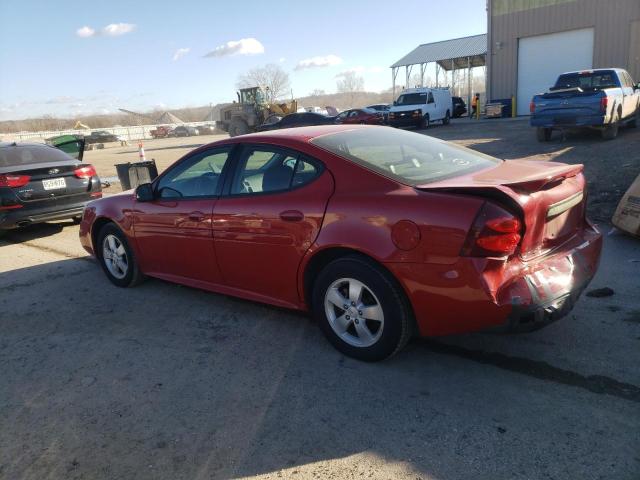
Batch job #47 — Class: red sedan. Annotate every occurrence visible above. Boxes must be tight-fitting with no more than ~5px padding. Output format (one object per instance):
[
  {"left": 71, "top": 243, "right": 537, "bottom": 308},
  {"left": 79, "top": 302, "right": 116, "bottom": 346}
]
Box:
[
  {"left": 79, "top": 125, "right": 602, "bottom": 361},
  {"left": 334, "top": 108, "right": 384, "bottom": 125}
]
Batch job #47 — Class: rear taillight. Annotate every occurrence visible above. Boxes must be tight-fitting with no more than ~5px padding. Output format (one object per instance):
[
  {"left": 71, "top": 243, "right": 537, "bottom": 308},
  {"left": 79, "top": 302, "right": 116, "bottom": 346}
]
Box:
[
  {"left": 600, "top": 96, "right": 608, "bottom": 113},
  {"left": 74, "top": 165, "right": 97, "bottom": 178},
  {"left": 0, "top": 174, "right": 30, "bottom": 188},
  {"left": 529, "top": 101, "right": 535, "bottom": 113},
  {"left": 461, "top": 202, "right": 523, "bottom": 257}
]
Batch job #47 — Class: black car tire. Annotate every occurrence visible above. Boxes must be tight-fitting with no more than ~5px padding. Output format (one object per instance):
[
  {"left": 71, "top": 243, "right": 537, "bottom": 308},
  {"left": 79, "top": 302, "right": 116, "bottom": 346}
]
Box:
[
  {"left": 628, "top": 109, "right": 638, "bottom": 128},
  {"left": 312, "top": 255, "right": 414, "bottom": 362},
  {"left": 536, "top": 127, "right": 552, "bottom": 142},
  {"left": 601, "top": 112, "right": 619, "bottom": 140},
  {"left": 442, "top": 110, "right": 451, "bottom": 125},
  {"left": 97, "top": 223, "right": 145, "bottom": 288},
  {"left": 229, "top": 119, "right": 250, "bottom": 137},
  {"left": 419, "top": 114, "right": 430, "bottom": 129}
]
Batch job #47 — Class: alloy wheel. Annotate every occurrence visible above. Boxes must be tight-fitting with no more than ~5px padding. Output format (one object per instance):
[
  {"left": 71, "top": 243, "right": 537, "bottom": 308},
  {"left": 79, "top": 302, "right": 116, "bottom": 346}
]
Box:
[
  {"left": 102, "top": 234, "right": 128, "bottom": 280},
  {"left": 324, "top": 277, "right": 384, "bottom": 348}
]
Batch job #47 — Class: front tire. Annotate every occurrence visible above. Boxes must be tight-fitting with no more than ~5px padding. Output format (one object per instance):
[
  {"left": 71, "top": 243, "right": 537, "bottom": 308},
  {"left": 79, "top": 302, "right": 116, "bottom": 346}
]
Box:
[
  {"left": 312, "top": 255, "right": 413, "bottom": 361},
  {"left": 419, "top": 114, "right": 430, "bottom": 129},
  {"left": 97, "top": 223, "right": 145, "bottom": 287},
  {"left": 628, "top": 109, "right": 638, "bottom": 128}
]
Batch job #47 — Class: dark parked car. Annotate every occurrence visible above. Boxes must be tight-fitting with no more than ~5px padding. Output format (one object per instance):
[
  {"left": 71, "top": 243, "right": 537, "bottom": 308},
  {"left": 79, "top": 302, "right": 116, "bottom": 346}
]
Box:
[
  {"left": 196, "top": 125, "right": 216, "bottom": 135},
  {"left": 335, "top": 108, "right": 384, "bottom": 125},
  {"left": 452, "top": 97, "right": 467, "bottom": 118},
  {"left": 0, "top": 136, "right": 101, "bottom": 235},
  {"left": 84, "top": 130, "right": 123, "bottom": 145},
  {"left": 79, "top": 125, "right": 601, "bottom": 361},
  {"left": 257, "top": 112, "right": 335, "bottom": 132},
  {"left": 173, "top": 125, "right": 199, "bottom": 137}
]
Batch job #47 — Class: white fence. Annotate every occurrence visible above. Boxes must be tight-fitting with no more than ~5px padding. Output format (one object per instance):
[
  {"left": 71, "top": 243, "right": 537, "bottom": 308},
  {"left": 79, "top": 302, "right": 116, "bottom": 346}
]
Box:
[{"left": 2, "top": 121, "right": 217, "bottom": 143}]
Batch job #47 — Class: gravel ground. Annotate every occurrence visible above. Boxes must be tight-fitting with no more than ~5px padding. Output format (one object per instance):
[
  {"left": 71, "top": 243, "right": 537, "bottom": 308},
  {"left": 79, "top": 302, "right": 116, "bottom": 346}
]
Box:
[{"left": 1, "top": 120, "right": 639, "bottom": 479}]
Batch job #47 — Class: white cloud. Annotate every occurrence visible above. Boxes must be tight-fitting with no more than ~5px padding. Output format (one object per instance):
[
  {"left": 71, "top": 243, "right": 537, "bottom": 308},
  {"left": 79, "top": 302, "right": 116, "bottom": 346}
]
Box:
[
  {"left": 76, "top": 26, "right": 95, "bottom": 38},
  {"left": 76, "top": 23, "right": 136, "bottom": 38},
  {"left": 204, "top": 38, "right": 265, "bottom": 58},
  {"left": 295, "top": 54, "right": 343, "bottom": 71},
  {"left": 102, "top": 23, "right": 136, "bottom": 36},
  {"left": 279, "top": 57, "right": 286, "bottom": 63},
  {"left": 172, "top": 48, "right": 190, "bottom": 61}
]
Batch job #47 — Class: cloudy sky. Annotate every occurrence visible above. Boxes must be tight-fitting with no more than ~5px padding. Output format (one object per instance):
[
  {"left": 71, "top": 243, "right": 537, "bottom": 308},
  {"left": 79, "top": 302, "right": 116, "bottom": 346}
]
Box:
[{"left": 0, "top": 0, "right": 486, "bottom": 120}]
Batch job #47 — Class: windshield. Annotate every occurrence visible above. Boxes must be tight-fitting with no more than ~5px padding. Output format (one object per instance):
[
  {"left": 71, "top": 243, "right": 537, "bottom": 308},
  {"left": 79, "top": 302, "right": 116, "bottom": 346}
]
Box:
[
  {"left": 311, "top": 128, "right": 499, "bottom": 185},
  {"left": 395, "top": 93, "right": 428, "bottom": 106},
  {"left": 0, "top": 144, "right": 73, "bottom": 168},
  {"left": 552, "top": 70, "right": 620, "bottom": 90}
]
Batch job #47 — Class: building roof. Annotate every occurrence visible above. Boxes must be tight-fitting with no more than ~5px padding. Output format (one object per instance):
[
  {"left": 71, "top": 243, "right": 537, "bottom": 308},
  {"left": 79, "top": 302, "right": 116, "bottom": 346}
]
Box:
[{"left": 391, "top": 34, "right": 487, "bottom": 70}]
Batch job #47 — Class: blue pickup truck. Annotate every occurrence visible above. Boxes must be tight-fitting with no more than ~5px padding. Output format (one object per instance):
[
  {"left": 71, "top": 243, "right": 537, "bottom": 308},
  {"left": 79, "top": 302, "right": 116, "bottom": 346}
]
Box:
[{"left": 530, "top": 68, "right": 640, "bottom": 141}]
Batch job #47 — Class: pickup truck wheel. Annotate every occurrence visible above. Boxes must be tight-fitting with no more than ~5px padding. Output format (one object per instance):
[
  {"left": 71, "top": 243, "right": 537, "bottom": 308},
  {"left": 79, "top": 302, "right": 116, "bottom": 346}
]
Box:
[
  {"left": 442, "top": 111, "right": 451, "bottom": 125},
  {"left": 628, "top": 110, "right": 638, "bottom": 128},
  {"left": 601, "top": 113, "right": 619, "bottom": 140},
  {"left": 419, "top": 114, "right": 430, "bottom": 129},
  {"left": 536, "top": 127, "right": 552, "bottom": 142}
]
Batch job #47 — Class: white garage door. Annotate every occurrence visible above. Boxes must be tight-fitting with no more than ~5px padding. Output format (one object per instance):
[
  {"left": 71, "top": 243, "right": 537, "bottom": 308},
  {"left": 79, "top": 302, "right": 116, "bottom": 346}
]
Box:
[{"left": 517, "top": 28, "right": 594, "bottom": 115}]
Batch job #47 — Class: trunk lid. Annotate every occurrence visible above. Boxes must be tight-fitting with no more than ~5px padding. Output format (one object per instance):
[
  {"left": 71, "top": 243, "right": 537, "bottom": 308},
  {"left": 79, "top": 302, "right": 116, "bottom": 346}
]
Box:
[
  {"left": 7, "top": 160, "right": 92, "bottom": 203},
  {"left": 417, "top": 160, "right": 587, "bottom": 259},
  {"left": 535, "top": 89, "right": 604, "bottom": 117}
]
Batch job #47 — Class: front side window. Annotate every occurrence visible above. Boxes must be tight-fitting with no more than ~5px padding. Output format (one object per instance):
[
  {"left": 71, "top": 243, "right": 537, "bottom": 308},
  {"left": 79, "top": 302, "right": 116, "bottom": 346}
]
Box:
[
  {"left": 156, "top": 147, "right": 231, "bottom": 199},
  {"left": 231, "top": 147, "right": 323, "bottom": 195},
  {"left": 311, "top": 127, "right": 499, "bottom": 186}
]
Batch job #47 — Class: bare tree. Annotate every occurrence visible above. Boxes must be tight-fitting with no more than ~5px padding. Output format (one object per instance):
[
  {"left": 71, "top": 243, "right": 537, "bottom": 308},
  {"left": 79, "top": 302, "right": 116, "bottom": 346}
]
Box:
[
  {"left": 336, "top": 72, "right": 365, "bottom": 107},
  {"left": 237, "top": 64, "right": 291, "bottom": 103}
]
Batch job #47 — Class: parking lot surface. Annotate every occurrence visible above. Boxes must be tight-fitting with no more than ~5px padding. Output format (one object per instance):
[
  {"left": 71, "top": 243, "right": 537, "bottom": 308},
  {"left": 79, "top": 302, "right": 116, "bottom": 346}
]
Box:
[{"left": 1, "top": 120, "right": 639, "bottom": 479}]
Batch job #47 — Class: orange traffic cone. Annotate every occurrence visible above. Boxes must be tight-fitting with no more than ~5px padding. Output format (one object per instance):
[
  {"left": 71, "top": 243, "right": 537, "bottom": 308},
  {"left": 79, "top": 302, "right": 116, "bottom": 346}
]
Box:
[{"left": 138, "top": 141, "right": 146, "bottom": 162}]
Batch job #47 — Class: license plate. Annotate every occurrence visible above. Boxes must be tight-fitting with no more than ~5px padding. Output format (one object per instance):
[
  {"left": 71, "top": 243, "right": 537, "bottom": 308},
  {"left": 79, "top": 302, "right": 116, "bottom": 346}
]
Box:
[{"left": 42, "top": 177, "right": 66, "bottom": 190}]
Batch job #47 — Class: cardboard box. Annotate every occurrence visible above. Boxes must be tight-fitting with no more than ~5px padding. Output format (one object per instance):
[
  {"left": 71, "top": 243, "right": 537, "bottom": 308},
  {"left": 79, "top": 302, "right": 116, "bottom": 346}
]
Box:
[{"left": 612, "top": 173, "right": 640, "bottom": 237}]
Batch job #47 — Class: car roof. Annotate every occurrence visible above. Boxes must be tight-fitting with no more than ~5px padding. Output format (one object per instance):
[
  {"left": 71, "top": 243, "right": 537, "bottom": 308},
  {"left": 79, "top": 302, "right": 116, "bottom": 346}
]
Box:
[
  {"left": 237, "top": 124, "right": 366, "bottom": 142},
  {"left": 0, "top": 141, "right": 55, "bottom": 150}
]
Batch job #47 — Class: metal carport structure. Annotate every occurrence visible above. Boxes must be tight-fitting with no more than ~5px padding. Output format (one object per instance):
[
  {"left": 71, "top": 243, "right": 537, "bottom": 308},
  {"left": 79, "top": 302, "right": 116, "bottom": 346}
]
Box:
[{"left": 390, "top": 34, "right": 487, "bottom": 110}]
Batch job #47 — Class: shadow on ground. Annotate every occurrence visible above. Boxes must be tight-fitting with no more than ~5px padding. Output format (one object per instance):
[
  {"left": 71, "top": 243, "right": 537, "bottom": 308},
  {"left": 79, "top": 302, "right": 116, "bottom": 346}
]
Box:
[{"left": 1, "top": 256, "right": 638, "bottom": 479}]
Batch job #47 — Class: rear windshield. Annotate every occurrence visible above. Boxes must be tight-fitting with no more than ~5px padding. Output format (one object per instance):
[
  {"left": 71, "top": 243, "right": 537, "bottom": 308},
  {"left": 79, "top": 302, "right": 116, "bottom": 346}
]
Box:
[
  {"left": 0, "top": 144, "right": 72, "bottom": 168},
  {"left": 395, "top": 93, "right": 428, "bottom": 105},
  {"left": 311, "top": 128, "right": 499, "bottom": 185},
  {"left": 552, "top": 70, "right": 620, "bottom": 90}
]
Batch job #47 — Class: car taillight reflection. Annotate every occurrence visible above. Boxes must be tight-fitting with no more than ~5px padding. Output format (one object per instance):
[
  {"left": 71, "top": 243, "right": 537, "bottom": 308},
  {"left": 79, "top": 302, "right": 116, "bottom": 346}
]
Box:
[
  {"left": 74, "top": 165, "right": 97, "bottom": 178},
  {"left": 0, "top": 174, "right": 31, "bottom": 188}
]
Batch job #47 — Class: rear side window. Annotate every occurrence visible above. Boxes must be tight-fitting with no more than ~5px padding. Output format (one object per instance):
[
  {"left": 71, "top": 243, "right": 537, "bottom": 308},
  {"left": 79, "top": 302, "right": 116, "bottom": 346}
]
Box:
[
  {"left": 0, "top": 144, "right": 72, "bottom": 168},
  {"left": 311, "top": 127, "right": 498, "bottom": 186}
]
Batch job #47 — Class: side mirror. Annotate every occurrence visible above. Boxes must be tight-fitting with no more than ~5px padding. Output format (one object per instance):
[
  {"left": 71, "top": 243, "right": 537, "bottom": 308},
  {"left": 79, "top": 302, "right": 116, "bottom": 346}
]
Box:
[
  {"left": 135, "top": 183, "right": 154, "bottom": 202},
  {"left": 393, "top": 101, "right": 397, "bottom": 106},
  {"left": 636, "top": 82, "right": 640, "bottom": 91}
]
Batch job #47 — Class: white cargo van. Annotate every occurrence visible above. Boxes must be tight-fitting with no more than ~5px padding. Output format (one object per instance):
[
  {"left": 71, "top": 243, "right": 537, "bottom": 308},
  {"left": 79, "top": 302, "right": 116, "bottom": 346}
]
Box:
[{"left": 388, "top": 87, "right": 453, "bottom": 129}]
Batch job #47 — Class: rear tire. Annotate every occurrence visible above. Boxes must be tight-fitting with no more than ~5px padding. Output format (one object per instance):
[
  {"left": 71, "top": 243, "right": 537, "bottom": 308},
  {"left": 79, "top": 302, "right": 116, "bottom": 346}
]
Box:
[
  {"left": 602, "top": 112, "right": 620, "bottom": 140},
  {"left": 229, "top": 118, "right": 250, "bottom": 137},
  {"left": 536, "top": 127, "right": 552, "bottom": 142},
  {"left": 97, "top": 223, "right": 145, "bottom": 288},
  {"left": 312, "top": 255, "right": 413, "bottom": 362},
  {"left": 442, "top": 110, "right": 450, "bottom": 125}
]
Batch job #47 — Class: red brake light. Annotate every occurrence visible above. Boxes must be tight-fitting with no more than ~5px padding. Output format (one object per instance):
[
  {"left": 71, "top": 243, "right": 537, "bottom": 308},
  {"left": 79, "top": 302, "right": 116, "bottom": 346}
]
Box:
[
  {"left": 74, "top": 165, "right": 97, "bottom": 178},
  {"left": 529, "top": 101, "right": 535, "bottom": 113},
  {"left": 461, "top": 203, "right": 523, "bottom": 257},
  {"left": 600, "top": 96, "right": 608, "bottom": 113},
  {"left": 0, "top": 174, "right": 31, "bottom": 188}
]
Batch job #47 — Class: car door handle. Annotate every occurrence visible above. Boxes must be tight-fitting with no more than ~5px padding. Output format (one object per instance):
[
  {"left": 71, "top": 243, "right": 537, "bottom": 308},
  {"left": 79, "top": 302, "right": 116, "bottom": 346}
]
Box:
[
  {"left": 188, "top": 211, "right": 206, "bottom": 221},
  {"left": 279, "top": 210, "right": 304, "bottom": 222}
]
